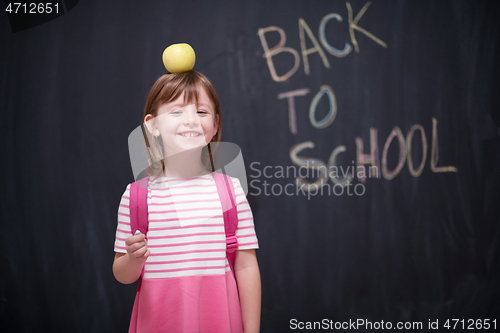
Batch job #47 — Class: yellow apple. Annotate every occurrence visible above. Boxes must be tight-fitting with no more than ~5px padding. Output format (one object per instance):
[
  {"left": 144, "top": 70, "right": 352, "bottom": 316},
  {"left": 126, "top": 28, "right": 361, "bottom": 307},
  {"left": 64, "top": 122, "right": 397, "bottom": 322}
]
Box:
[{"left": 162, "top": 43, "right": 196, "bottom": 73}]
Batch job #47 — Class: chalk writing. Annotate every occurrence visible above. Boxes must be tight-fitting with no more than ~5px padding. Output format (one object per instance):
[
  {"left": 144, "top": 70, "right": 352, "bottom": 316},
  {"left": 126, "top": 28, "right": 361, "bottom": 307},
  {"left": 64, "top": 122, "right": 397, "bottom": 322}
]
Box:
[
  {"left": 319, "top": 13, "right": 352, "bottom": 57},
  {"left": 289, "top": 119, "right": 457, "bottom": 191},
  {"left": 298, "top": 18, "right": 330, "bottom": 74},
  {"left": 257, "top": 26, "right": 300, "bottom": 82},
  {"left": 257, "top": 1, "right": 456, "bottom": 193},
  {"left": 381, "top": 127, "right": 407, "bottom": 180},
  {"left": 328, "top": 145, "right": 353, "bottom": 186},
  {"left": 355, "top": 128, "right": 380, "bottom": 183},
  {"left": 346, "top": 1, "right": 387, "bottom": 53},
  {"left": 431, "top": 118, "right": 458, "bottom": 173},
  {"left": 309, "top": 85, "right": 337, "bottom": 129},
  {"left": 277, "top": 88, "right": 310, "bottom": 134},
  {"left": 290, "top": 141, "right": 328, "bottom": 189},
  {"left": 406, "top": 124, "right": 427, "bottom": 177},
  {"left": 258, "top": 1, "right": 387, "bottom": 82}
]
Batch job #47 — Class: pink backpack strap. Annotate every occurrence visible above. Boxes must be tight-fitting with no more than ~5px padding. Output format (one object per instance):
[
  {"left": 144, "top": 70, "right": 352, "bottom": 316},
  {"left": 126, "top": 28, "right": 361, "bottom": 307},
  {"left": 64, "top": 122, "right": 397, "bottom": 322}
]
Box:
[
  {"left": 129, "top": 177, "right": 149, "bottom": 235},
  {"left": 129, "top": 176, "right": 149, "bottom": 291},
  {"left": 212, "top": 172, "right": 238, "bottom": 274}
]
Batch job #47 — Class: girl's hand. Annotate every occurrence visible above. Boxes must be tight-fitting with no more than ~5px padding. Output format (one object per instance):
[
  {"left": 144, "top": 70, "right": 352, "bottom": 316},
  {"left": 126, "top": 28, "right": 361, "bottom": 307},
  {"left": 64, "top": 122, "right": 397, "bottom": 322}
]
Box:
[
  {"left": 113, "top": 232, "right": 150, "bottom": 284},
  {"left": 125, "top": 232, "right": 150, "bottom": 260}
]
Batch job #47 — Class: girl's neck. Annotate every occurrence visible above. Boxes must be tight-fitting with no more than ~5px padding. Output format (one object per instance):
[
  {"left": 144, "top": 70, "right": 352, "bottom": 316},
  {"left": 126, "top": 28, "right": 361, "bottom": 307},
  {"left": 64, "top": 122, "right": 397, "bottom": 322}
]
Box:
[{"left": 162, "top": 148, "right": 209, "bottom": 178}]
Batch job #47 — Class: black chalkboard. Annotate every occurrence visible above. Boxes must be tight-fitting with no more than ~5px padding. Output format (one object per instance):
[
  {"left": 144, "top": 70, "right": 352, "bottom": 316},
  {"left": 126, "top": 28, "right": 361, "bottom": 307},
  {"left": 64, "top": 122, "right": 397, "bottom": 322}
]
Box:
[{"left": 1, "top": 0, "right": 499, "bottom": 332}]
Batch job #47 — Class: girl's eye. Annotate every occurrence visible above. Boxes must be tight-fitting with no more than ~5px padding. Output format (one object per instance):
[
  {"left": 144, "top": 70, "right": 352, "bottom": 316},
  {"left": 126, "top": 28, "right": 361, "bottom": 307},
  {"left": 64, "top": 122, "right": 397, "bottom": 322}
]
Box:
[
  {"left": 197, "top": 110, "right": 209, "bottom": 115},
  {"left": 171, "top": 110, "right": 182, "bottom": 115}
]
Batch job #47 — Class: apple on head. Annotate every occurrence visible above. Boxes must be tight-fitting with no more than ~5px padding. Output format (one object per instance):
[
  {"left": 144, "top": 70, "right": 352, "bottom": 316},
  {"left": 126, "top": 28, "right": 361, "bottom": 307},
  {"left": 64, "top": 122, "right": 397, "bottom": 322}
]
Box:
[{"left": 162, "top": 43, "right": 196, "bottom": 73}]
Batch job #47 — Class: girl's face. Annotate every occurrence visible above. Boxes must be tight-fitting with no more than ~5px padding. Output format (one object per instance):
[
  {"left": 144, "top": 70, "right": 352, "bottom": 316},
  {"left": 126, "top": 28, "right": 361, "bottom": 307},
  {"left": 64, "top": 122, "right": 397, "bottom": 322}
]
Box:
[{"left": 145, "top": 87, "right": 218, "bottom": 157}]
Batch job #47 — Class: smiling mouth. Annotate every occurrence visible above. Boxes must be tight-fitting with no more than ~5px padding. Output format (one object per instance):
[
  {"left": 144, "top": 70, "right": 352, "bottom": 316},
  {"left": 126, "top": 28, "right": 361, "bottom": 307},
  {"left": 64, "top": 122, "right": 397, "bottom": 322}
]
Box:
[{"left": 178, "top": 132, "right": 202, "bottom": 137}]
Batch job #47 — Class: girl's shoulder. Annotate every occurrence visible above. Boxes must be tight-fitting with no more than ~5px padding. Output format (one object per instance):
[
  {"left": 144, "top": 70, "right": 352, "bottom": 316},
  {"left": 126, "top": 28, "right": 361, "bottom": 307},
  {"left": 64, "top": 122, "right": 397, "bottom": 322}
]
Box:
[{"left": 135, "top": 173, "right": 243, "bottom": 190}]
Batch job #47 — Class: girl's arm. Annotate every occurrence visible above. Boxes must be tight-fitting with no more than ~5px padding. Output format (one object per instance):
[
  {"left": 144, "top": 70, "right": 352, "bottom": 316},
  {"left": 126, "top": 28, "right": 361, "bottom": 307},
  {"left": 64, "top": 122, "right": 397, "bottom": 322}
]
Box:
[
  {"left": 112, "top": 233, "right": 150, "bottom": 284},
  {"left": 235, "top": 249, "right": 261, "bottom": 333}
]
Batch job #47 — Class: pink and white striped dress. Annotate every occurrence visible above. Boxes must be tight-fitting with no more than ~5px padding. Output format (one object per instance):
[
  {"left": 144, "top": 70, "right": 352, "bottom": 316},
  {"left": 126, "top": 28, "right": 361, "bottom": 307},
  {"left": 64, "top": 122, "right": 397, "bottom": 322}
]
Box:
[{"left": 114, "top": 174, "right": 259, "bottom": 333}]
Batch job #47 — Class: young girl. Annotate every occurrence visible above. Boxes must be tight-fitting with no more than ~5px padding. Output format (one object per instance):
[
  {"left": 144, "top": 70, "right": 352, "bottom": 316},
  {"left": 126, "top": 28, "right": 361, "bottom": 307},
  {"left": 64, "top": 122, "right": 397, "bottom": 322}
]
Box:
[{"left": 113, "top": 71, "right": 261, "bottom": 333}]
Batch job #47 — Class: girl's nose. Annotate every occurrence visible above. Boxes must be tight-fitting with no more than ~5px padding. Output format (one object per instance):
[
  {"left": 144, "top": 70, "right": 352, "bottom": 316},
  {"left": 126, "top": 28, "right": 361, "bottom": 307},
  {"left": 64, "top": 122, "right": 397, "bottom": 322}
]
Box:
[{"left": 183, "top": 106, "right": 199, "bottom": 126}]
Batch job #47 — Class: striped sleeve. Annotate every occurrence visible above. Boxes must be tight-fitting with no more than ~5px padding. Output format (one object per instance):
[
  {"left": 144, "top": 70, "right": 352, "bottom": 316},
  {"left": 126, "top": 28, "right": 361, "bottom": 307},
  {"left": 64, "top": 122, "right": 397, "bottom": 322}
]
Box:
[
  {"left": 232, "top": 177, "right": 259, "bottom": 250},
  {"left": 114, "top": 184, "right": 132, "bottom": 253}
]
